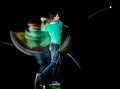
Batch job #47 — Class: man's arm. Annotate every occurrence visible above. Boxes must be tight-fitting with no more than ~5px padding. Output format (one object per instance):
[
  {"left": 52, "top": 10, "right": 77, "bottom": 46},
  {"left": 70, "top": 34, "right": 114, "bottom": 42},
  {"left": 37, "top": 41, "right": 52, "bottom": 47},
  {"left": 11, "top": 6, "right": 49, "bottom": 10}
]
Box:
[{"left": 40, "top": 17, "right": 50, "bottom": 31}]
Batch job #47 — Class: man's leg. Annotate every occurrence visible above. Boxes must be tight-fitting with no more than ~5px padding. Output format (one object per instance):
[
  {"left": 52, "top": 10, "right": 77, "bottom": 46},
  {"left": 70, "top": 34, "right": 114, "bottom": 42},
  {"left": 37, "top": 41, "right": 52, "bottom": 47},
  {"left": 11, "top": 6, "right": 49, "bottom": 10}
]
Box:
[
  {"left": 34, "top": 44, "right": 60, "bottom": 88},
  {"left": 34, "top": 53, "right": 45, "bottom": 89}
]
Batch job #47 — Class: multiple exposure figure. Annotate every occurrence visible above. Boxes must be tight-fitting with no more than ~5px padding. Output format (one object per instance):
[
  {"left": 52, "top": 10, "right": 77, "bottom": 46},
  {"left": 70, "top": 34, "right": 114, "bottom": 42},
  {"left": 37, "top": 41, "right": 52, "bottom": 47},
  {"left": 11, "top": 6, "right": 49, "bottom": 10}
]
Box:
[{"left": 25, "top": 10, "right": 63, "bottom": 89}]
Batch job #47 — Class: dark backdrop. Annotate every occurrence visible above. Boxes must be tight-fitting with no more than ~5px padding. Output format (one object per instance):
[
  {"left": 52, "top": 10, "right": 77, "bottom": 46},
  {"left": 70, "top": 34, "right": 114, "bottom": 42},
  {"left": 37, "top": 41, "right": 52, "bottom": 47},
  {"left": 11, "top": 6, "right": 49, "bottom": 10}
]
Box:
[{"left": 0, "top": 0, "right": 112, "bottom": 89}]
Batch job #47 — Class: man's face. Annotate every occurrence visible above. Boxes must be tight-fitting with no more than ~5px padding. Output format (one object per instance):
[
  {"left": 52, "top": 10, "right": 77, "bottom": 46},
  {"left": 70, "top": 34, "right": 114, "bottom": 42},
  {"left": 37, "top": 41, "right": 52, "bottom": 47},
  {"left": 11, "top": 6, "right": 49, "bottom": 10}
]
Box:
[{"left": 53, "top": 14, "right": 60, "bottom": 21}]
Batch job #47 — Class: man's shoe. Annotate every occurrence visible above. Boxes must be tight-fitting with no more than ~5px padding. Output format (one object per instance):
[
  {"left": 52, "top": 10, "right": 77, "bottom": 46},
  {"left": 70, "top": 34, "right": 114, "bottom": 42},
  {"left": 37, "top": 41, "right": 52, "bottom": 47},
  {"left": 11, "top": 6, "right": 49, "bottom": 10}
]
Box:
[
  {"left": 34, "top": 73, "right": 42, "bottom": 88},
  {"left": 49, "top": 81, "right": 61, "bottom": 87}
]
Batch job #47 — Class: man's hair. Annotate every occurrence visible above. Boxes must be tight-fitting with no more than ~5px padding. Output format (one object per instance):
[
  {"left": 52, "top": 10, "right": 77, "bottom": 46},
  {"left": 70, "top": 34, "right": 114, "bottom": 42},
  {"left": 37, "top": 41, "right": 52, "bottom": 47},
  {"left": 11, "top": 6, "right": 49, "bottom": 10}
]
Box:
[
  {"left": 27, "top": 16, "right": 41, "bottom": 25},
  {"left": 49, "top": 10, "right": 60, "bottom": 20}
]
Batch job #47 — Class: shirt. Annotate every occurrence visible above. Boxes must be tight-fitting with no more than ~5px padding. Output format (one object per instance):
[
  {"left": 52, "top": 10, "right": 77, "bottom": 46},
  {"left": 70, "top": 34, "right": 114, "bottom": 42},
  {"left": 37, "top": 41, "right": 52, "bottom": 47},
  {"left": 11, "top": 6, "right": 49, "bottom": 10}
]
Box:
[{"left": 43, "top": 20, "right": 63, "bottom": 45}]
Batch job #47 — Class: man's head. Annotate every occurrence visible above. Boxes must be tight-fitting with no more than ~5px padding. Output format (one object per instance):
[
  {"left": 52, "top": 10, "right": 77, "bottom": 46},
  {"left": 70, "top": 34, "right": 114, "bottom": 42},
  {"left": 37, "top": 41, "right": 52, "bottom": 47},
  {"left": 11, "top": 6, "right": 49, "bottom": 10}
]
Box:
[
  {"left": 49, "top": 10, "right": 60, "bottom": 22},
  {"left": 27, "top": 20, "right": 41, "bottom": 29}
]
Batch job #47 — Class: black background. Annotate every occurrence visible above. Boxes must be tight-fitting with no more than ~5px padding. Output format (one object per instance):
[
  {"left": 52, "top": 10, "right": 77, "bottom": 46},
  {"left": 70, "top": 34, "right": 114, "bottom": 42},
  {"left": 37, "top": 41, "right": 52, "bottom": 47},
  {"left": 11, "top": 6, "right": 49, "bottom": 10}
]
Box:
[{"left": 0, "top": 0, "right": 112, "bottom": 89}]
